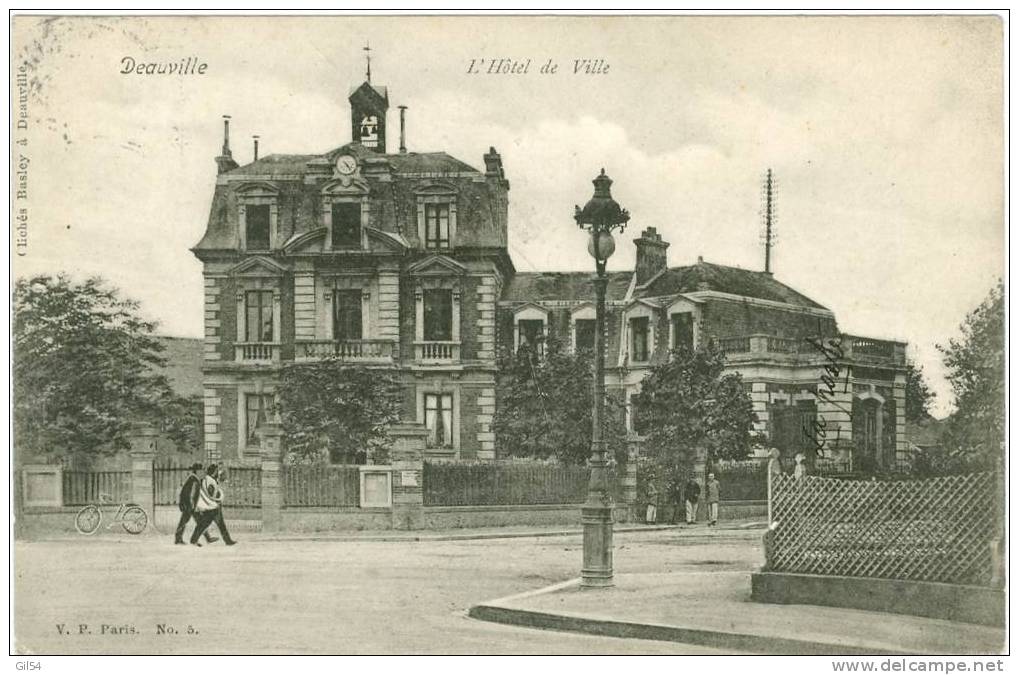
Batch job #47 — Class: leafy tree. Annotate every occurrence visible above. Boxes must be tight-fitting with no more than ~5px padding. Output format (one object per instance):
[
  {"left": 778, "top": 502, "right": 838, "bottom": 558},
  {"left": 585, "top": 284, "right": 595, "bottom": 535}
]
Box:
[
  {"left": 13, "top": 274, "right": 188, "bottom": 459},
  {"left": 276, "top": 360, "right": 402, "bottom": 465},
  {"left": 934, "top": 281, "right": 1005, "bottom": 470},
  {"left": 904, "top": 361, "right": 936, "bottom": 423},
  {"left": 494, "top": 341, "right": 627, "bottom": 465},
  {"left": 633, "top": 343, "right": 757, "bottom": 498}
]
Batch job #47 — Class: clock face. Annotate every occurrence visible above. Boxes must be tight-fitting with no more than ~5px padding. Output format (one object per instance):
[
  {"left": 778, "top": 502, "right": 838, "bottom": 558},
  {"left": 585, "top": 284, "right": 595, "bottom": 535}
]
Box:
[{"left": 335, "top": 155, "right": 357, "bottom": 175}]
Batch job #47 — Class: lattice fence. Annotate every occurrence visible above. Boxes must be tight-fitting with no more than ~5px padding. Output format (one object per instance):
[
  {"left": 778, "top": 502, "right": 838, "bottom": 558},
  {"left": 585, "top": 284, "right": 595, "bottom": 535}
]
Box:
[{"left": 768, "top": 472, "right": 1002, "bottom": 586}]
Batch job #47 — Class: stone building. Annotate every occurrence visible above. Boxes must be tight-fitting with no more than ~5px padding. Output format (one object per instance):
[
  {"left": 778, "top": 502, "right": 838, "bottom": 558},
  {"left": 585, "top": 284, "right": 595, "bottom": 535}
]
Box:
[{"left": 192, "top": 72, "right": 907, "bottom": 471}]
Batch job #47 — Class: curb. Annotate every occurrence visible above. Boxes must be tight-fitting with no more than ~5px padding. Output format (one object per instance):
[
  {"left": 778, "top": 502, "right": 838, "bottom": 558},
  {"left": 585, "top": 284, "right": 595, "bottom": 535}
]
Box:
[
  {"left": 255, "top": 523, "right": 765, "bottom": 543},
  {"left": 467, "top": 603, "right": 910, "bottom": 655}
]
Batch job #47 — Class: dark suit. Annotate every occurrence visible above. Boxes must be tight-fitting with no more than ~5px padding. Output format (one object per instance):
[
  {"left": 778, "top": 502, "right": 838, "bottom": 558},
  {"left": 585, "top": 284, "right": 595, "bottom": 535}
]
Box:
[{"left": 174, "top": 474, "right": 213, "bottom": 543}]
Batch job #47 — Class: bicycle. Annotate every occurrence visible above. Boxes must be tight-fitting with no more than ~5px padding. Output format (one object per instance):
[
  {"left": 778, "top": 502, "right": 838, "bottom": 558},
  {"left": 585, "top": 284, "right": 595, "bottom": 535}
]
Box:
[{"left": 74, "top": 493, "right": 149, "bottom": 535}]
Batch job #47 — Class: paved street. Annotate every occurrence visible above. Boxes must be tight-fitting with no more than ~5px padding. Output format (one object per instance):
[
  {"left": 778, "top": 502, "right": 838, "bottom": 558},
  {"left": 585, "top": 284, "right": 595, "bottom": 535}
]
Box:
[{"left": 14, "top": 528, "right": 759, "bottom": 655}]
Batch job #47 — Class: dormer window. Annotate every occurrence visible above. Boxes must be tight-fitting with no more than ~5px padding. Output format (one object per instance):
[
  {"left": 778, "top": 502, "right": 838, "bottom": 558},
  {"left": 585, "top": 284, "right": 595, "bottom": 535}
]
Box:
[
  {"left": 245, "top": 205, "right": 271, "bottom": 250},
  {"left": 517, "top": 319, "right": 545, "bottom": 355},
  {"left": 672, "top": 312, "right": 694, "bottom": 351},
  {"left": 425, "top": 203, "right": 450, "bottom": 250},
  {"left": 331, "top": 202, "right": 362, "bottom": 249},
  {"left": 630, "top": 317, "right": 650, "bottom": 363},
  {"left": 575, "top": 319, "right": 596, "bottom": 352},
  {"left": 237, "top": 182, "right": 279, "bottom": 252},
  {"left": 415, "top": 184, "right": 458, "bottom": 250}
]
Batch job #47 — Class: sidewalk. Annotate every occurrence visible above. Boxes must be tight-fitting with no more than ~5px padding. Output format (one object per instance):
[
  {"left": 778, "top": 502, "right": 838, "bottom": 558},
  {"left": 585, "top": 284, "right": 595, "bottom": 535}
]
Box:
[{"left": 469, "top": 571, "right": 1006, "bottom": 655}]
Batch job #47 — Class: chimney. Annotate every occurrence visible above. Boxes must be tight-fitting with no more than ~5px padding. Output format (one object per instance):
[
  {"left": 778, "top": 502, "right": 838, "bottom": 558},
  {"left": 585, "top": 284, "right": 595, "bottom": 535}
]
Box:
[
  {"left": 252, "top": 135, "right": 260, "bottom": 162},
  {"left": 215, "top": 114, "right": 238, "bottom": 174},
  {"left": 398, "top": 105, "right": 407, "bottom": 154},
  {"left": 484, "top": 146, "right": 504, "bottom": 179},
  {"left": 634, "top": 227, "right": 669, "bottom": 286}
]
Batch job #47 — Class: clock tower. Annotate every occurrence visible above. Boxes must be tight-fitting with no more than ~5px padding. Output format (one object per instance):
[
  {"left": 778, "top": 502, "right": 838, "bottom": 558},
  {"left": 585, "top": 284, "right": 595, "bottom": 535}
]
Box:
[{"left": 349, "top": 80, "right": 389, "bottom": 152}]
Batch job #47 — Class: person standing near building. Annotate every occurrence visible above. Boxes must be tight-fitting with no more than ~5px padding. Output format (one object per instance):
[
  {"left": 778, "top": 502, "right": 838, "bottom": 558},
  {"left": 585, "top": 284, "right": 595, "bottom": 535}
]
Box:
[
  {"left": 645, "top": 481, "right": 658, "bottom": 525},
  {"left": 683, "top": 477, "right": 701, "bottom": 525},
  {"left": 174, "top": 463, "right": 217, "bottom": 545},
  {"left": 190, "top": 464, "right": 238, "bottom": 546},
  {"left": 794, "top": 452, "right": 807, "bottom": 479},
  {"left": 706, "top": 472, "right": 721, "bottom": 526}
]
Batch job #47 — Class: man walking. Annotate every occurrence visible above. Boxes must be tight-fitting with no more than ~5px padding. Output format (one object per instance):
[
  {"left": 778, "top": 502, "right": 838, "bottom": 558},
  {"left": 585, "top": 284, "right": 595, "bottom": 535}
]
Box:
[
  {"left": 683, "top": 477, "right": 701, "bottom": 525},
  {"left": 174, "top": 463, "right": 217, "bottom": 545},
  {"left": 190, "top": 464, "right": 238, "bottom": 546},
  {"left": 706, "top": 472, "right": 721, "bottom": 526}
]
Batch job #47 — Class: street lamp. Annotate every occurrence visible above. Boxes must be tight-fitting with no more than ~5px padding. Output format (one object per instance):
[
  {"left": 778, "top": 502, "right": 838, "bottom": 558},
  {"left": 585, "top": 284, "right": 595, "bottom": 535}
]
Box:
[{"left": 574, "top": 168, "right": 630, "bottom": 588}]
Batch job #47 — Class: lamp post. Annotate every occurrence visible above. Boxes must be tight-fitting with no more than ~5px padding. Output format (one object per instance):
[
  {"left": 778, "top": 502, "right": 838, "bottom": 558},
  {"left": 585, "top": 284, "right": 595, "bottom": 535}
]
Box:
[{"left": 574, "top": 168, "right": 630, "bottom": 588}]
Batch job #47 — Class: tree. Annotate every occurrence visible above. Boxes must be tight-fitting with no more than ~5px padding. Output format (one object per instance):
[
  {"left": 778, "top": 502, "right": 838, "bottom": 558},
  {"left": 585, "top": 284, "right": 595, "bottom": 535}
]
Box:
[
  {"left": 13, "top": 274, "right": 186, "bottom": 459},
  {"left": 633, "top": 343, "right": 758, "bottom": 498},
  {"left": 493, "top": 341, "right": 627, "bottom": 465},
  {"left": 276, "top": 360, "right": 402, "bottom": 465},
  {"left": 904, "top": 361, "right": 936, "bottom": 423},
  {"left": 935, "top": 281, "right": 1004, "bottom": 470}
]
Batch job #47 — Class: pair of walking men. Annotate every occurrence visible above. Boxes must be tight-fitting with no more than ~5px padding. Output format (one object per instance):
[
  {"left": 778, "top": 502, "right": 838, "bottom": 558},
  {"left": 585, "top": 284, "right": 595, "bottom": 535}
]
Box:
[
  {"left": 174, "top": 463, "right": 238, "bottom": 546},
  {"left": 682, "top": 473, "right": 720, "bottom": 526}
]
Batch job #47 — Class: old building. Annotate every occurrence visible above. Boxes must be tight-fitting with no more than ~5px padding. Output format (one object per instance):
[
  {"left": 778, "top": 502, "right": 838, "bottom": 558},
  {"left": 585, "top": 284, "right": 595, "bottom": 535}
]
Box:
[{"left": 192, "top": 71, "right": 907, "bottom": 471}]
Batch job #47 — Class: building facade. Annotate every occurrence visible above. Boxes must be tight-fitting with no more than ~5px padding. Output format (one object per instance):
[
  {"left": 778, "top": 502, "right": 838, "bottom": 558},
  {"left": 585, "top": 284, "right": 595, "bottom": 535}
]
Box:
[{"left": 192, "top": 74, "right": 907, "bottom": 470}]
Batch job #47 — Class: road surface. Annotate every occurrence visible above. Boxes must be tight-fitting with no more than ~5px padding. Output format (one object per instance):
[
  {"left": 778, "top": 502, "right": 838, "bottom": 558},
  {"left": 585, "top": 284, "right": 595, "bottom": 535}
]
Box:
[{"left": 14, "top": 528, "right": 760, "bottom": 654}]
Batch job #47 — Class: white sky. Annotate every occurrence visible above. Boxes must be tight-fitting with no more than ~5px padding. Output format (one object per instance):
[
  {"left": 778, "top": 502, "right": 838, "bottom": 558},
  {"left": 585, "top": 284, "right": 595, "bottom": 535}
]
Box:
[{"left": 10, "top": 15, "right": 1004, "bottom": 418}]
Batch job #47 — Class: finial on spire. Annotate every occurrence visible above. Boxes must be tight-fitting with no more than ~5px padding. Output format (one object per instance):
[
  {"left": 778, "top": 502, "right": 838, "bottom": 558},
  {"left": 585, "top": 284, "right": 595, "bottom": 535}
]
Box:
[{"left": 363, "top": 41, "right": 372, "bottom": 82}]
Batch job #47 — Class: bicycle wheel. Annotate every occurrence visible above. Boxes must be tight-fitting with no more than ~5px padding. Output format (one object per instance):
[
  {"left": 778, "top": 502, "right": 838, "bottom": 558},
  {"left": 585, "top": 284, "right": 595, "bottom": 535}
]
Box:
[
  {"left": 121, "top": 506, "right": 148, "bottom": 535},
  {"left": 74, "top": 505, "right": 102, "bottom": 535}
]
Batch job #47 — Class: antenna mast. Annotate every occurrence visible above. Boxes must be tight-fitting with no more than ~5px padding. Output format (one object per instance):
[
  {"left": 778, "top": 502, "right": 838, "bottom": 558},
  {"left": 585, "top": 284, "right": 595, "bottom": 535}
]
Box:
[
  {"left": 763, "top": 168, "right": 775, "bottom": 274},
  {"left": 363, "top": 41, "right": 372, "bottom": 82}
]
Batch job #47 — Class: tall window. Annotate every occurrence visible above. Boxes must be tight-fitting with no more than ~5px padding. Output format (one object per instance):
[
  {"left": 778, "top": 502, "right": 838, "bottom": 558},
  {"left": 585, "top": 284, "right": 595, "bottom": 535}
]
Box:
[
  {"left": 423, "top": 289, "right": 453, "bottom": 341},
  {"left": 424, "top": 203, "right": 450, "bottom": 249},
  {"left": 331, "top": 202, "right": 361, "bottom": 249},
  {"left": 629, "top": 393, "right": 647, "bottom": 434},
  {"left": 245, "top": 290, "right": 274, "bottom": 342},
  {"left": 245, "top": 393, "right": 276, "bottom": 446},
  {"left": 424, "top": 393, "right": 453, "bottom": 449},
  {"left": 672, "top": 313, "right": 694, "bottom": 351},
  {"left": 630, "top": 317, "right": 650, "bottom": 362},
  {"left": 575, "top": 319, "right": 596, "bottom": 352},
  {"left": 246, "top": 205, "right": 271, "bottom": 250},
  {"left": 517, "top": 319, "right": 544, "bottom": 354},
  {"left": 333, "top": 290, "right": 363, "bottom": 341}
]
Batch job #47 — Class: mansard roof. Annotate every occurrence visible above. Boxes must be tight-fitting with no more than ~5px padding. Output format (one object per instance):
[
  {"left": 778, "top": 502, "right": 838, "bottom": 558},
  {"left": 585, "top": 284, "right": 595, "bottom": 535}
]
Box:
[
  {"left": 502, "top": 271, "right": 633, "bottom": 303},
  {"left": 501, "top": 260, "right": 827, "bottom": 311},
  {"left": 636, "top": 260, "right": 828, "bottom": 310},
  {"left": 224, "top": 146, "right": 480, "bottom": 177}
]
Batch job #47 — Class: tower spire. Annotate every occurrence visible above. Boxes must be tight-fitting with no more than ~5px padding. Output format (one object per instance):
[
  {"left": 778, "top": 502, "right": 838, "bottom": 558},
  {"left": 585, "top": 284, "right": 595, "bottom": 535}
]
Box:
[
  {"left": 363, "top": 41, "right": 372, "bottom": 82},
  {"left": 762, "top": 168, "right": 775, "bottom": 274}
]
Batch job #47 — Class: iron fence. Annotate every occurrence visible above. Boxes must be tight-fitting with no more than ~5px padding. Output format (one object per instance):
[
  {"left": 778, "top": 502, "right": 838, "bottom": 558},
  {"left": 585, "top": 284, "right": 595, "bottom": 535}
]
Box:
[
  {"left": 62, "top": 471, "right": 132, "bottom": 506},
  {"left": 423, "top": 461, "right": 621, "bottom": 507},
  {"left": 767, "top": 472, "right": 1002, "bottom": 586},
  {"left": 283, "top": 464, "right": 360, "bottom": 507},
  {"left": 153, "top": 462, "right": 261, "bottom": 508}
]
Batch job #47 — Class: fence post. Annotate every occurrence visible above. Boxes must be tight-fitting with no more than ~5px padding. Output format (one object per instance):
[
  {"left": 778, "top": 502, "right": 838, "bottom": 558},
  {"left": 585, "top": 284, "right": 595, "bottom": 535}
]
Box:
[
  {"left": 389, "top": 423, "right": 427, "bottom": 530},
  {"left": 257, "top": 422, "right": 284, "bottom": 533},
  {"left": 129, "top": 425, "right": 157, "bottom": 530},
  {"left": 623, "top": 433, "right": 641, "bottom": 523}
]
